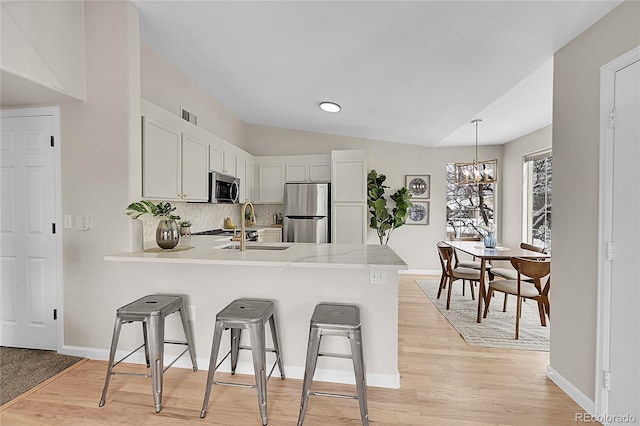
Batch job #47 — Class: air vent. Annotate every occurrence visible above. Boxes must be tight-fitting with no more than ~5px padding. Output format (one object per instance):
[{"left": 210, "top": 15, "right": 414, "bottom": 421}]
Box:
[{"left": 181, "top": 108, "right": 197, "bottom": 125}]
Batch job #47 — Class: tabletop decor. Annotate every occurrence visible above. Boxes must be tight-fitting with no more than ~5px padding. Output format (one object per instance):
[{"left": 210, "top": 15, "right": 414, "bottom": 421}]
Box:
[
  {"left": 125, "top": 200, "right": 181, "bottom": 249},
  {"left": 405, "top": 175, "right": 430, "bottom": 199},
  {"left": 479, "top": 223, "right": 496, "bottom": 248},
  {"left": 367, "top": 170, "right": 413, "bottom": 244},
  {"left": 179, "top": 220, "right": 192, "bottom": 237}
]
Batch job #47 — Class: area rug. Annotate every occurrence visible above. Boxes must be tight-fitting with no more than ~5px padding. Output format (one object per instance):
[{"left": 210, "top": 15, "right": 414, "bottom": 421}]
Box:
[
  {"left": 415, "top": 279, "right": 549, "bottom": 351},
  {"left": 0, "top": 347, "right": 84, "bottom": 406}
]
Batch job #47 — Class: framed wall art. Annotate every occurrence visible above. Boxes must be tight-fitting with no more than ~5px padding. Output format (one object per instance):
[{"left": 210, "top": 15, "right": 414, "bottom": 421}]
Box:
[
  {"left": 406, "top": 201, "right": 430, "bottom": 225},
  {"left": 406, "top": 175, "right": 430, "bottom": 199}
]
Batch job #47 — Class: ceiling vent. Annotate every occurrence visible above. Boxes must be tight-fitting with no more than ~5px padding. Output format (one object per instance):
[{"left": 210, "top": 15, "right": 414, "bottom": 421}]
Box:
[{"left": 181, "top": 108, "right": 197, "bottom": 125}]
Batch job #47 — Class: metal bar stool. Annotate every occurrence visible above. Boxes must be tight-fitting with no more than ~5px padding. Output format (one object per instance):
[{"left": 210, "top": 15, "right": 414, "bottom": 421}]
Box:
[
  {"left": 297, "top": 303, "right": 368, "bottom": 426},
  {"left": 200, "top": 298, "right": 285, "bottom": 425},
  {"left": 99, "top": 294, "right": 198, "bottom": 412}
]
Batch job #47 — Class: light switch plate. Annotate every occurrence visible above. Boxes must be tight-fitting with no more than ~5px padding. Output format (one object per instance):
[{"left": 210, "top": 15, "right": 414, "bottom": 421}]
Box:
[{"left": 369, "top": 269, "right": 385, "bottom": 285}]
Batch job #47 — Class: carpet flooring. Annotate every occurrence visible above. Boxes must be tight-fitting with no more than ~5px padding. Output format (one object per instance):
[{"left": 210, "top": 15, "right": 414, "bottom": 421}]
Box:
[
  {"left": 416, "top": 279, "right": 550, "bottom": 351},
  {"left": 0, "top": 347, "right": 84, "bottom": 406}
]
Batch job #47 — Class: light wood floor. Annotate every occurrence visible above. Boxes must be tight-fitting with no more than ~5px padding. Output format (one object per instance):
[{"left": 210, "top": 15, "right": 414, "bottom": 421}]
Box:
[{"left": 0, "top": 275, "right": 587, "bottom": 425}]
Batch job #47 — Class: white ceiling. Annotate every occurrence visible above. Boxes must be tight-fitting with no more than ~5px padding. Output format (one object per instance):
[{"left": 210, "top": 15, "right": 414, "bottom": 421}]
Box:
[{"left": 135, "top": 1, "right": 620, "bottom": 147}]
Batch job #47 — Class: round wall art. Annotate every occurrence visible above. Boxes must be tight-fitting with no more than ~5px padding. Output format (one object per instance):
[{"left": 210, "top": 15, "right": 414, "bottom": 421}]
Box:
[
  {"left": 406, "top": 175, "right": 430, "bottom": 199},
  {"left": 406, "top": 201, "right": 430, "bottom": 225}
]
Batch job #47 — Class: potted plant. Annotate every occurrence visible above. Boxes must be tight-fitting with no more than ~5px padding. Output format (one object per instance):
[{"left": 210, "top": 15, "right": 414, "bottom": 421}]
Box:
[
  {"left": 126, "top": 200, "right": 181, "bottom": 249},
  {"left": 367, "top": 170, "right": 413, "bottom": 245},
  {"left": 179, "top": 220, "right": 192, "bottom": 237}
]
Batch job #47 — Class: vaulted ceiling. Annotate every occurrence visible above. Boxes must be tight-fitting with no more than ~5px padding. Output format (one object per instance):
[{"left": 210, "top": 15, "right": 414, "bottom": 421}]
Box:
[{"left": 136, "top": 1, "right": 621, "bottom": 147}]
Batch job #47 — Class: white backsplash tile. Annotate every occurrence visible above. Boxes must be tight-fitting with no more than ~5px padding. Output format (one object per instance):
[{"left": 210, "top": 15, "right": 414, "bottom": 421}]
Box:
[{"left": 139, "top": 202, "right": 284, "bottom": 247}]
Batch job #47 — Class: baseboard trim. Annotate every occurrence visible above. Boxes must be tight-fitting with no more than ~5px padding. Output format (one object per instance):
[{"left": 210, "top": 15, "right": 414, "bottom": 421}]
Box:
[
  {"left": 403, "top": 269, "right": 440, "bottom": 275},
  {"left": 60, "top": 344, "right": 400, "bottom": 389},
  {"left": 547, "top": 365, "right": 595, "bottom": 415}
]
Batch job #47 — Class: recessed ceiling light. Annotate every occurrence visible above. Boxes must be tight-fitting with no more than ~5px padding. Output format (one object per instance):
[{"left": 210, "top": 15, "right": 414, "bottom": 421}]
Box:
[{"left": 319, "top": 101, "right": 341, "bottom": 113}]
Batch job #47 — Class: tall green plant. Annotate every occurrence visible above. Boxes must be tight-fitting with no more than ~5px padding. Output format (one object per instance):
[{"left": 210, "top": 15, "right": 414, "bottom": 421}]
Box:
[{"left": 367, "top": 170, "right": 413, "bottom": 245}]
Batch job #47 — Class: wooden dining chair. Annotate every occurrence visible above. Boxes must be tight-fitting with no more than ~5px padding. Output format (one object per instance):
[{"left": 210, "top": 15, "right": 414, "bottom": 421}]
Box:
[
  {"left": 437, "top": 242, "right": 485, "bottom": 310},
  {"left": 448, "top": 236, "right": 491, "bottom": 297},
  {"left": 490, "top": 242, "right": 546, "bottom": 311},
  {"left": 483, "top": 257, "right": 551, "bottom": 339}
]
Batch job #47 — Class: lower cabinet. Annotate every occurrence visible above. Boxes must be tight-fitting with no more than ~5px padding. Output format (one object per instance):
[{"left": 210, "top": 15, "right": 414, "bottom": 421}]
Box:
[{"left": 257, "top": 228, "right": 283, "bottom": 243}]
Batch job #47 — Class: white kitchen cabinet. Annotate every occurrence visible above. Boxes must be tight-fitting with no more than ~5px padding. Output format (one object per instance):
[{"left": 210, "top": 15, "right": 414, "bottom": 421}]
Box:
[
  {"left": 257, "top": 228, "right": 282, "bottom": 243},
  {"left": 142, "top": 116, "right": 182, "bottom": 200},
  {"left": 236, "top": 158, "right": 246, "bottom": 201},
  {"left": 209, "top": 145, "right": 236, "bottom": 177},
  {"left": 309, "top": 163, "right": 331, "bottom": 182},
  {"left": 142, "top": 118, "right": 209, "bottom": 202},
  {"left": 284, "top": 155, "right": 331, "bottom": 183},
  {"left": 180, "top": 133, "right": 209, "bottom": 201},
  {"left": 331, "top": 150, "right": 367, "bottom": 244},
  {"left": 286, "top": 164, "right": 307, "bottom": 182},
  {"left": 257, "top": 164, "right": 285, "bottom": 203},
  {"left": 246, "top": 162, "right": 255, "bottom": 201},
  {"left": 224, "top": 152, "right": 236, "bottom": 177}
]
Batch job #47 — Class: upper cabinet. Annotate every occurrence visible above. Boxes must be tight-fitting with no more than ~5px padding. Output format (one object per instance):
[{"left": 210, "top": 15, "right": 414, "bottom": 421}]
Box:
[
  {"left": 257, "top": 164, "right": 286, "bottom": 204},
  {"left": 142, "top": 117, "right": 209, "bottom": 202},
  {"left": 141, "top": 99, "right": 253, "bottom": 202},
  {"left": 180, "top": 133, "right": 209, "bottom": 201},
  {"left": 284, "top": 154, "right": 331, "bottom": 183},
  {"left": 210, "top": 144, "right": 237, "bottom": 177},
  {"left": 142, "top": 116, "right": 182, "bottom": 201}
]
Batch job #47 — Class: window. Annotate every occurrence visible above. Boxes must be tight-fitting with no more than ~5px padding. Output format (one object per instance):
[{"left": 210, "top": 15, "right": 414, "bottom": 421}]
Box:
[
  {"left": 446, "top": 163, "right": 496, "bottom": 238},
  {"left": 523, "top": 151, "right": 552, "bottom": 251}
]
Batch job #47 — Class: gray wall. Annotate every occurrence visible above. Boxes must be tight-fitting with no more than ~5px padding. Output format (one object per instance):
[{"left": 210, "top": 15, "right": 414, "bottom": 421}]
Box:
[
  {"left": 501, "top": 125, "right": 552, "bottom": 248},
  {"left": 551, "top": 0, "right": 640, "bottom": 400}
]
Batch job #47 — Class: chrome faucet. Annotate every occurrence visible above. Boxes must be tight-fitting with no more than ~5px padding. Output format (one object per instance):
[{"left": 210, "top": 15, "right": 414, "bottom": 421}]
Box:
[{"left": 240, "top": 201, "right": 255, "bottom": 251}]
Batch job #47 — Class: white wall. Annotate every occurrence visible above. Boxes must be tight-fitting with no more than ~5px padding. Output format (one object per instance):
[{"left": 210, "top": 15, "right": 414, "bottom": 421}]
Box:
[
  {"left": 246, "top": 124, "right": 503, "bottom": 270},
  {"left": 140, "top": 42, "right": 248, "bottom": 151},
  {"left": 58, "top": 1, "right": 141, "bottom": 347},
  {"left": 0, "top": 1, "right": 85, "bottom": 102},
  {"left": 501, "top": 125, "right": 552, "bottom": 248},
  {"left": 552, "top": 0, "right": 639, "bottom": 401}
]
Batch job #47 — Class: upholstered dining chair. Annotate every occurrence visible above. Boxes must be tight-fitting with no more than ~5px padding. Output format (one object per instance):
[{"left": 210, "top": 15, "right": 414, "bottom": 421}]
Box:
[
  {"left": 490, "top": 243, "right": 546, "bottom": 280},
  {"left": 483, "top": 257, "right": 551, "bottom": 339},
  {"left": 437, "top": 242, "right": 486, "bottom": 310},
  {"left": 448, "top": 236, "right": 492, "bottom": 297},
  {"left": 490, "top": 242, "right": 546, "bottom": 311}
]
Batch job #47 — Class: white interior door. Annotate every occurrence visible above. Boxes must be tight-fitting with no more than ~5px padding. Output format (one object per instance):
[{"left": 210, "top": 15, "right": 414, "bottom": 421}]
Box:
[
  {"left": 608, "top": 59, "right": 640, "bottom": 421},
  {"left": 1, "top": 113, "right": 58, "bottom": 350}
]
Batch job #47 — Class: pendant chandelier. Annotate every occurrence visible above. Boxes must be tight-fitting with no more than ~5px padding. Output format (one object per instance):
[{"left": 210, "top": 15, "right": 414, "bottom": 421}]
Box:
[{"left": 454, "top": 119, "right": 498, "bottom": 185}]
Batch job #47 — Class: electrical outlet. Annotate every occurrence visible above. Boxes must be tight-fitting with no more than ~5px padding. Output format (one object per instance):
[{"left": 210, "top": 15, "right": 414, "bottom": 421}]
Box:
[
  {"left": 369, "top": 269, "right": 385, "bottom": 285},
  {"left": 393, "top": 247, "right": 399, "bottom": 254},
  {"left": 187, "top": 305, "right": 196, "bottom": 321}
]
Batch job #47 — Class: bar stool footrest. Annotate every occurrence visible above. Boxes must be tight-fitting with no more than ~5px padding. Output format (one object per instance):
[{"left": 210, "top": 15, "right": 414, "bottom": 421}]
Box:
[
  {"left": 318, "top": 352, "right": 353, "bottom": 359},
  {"left": 311, "top": 391, "right": 358, "bottom": 399}
]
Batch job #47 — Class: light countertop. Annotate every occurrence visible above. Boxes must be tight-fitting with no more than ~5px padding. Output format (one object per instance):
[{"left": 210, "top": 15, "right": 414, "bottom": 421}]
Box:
[{"left": 105, "top": 236, "right": 407, "bottom": 270}]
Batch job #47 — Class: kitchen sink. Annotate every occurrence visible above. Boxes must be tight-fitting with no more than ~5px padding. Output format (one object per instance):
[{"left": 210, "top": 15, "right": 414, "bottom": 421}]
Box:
[{"left": 218, "top": 244, "right": 291, "bottom": 251}]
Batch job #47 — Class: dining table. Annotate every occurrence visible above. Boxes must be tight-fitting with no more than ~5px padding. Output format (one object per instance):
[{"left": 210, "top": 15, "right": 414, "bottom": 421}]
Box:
[{"left": 444, "top": 240, "right": 550, "bottom": 323}]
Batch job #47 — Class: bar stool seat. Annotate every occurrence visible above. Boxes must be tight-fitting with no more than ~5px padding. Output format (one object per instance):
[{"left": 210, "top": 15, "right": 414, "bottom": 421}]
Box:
[
  {"left": 200, "top": 298, "right": 285, "bottom": 425},
  {"left": 99, "top": 294, "right": 197, "bottom": 413},
  {"left": 297, "top": 303, "right": 368, "bottom": 426}
]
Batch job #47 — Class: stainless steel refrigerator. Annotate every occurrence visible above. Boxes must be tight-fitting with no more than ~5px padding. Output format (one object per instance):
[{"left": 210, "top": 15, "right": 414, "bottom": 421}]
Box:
[{"left": 283, "top": 183, "right": 330, "bottom": 243}]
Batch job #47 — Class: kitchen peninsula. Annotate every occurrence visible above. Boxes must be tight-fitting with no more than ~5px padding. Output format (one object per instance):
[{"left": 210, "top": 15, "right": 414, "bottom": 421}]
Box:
[{"left": 104, "top": 237, "right": 407, "bottom": 389}]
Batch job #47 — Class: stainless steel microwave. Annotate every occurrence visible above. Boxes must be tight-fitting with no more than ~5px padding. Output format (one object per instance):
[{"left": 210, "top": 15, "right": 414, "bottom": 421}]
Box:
[{"left": 209, "top": 172, "right": 239, "bottom": 203}]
